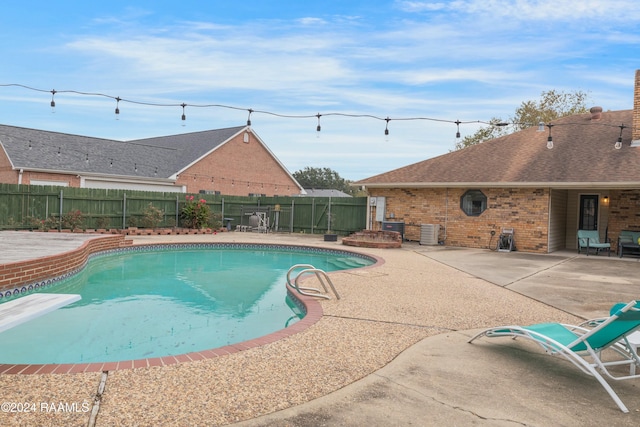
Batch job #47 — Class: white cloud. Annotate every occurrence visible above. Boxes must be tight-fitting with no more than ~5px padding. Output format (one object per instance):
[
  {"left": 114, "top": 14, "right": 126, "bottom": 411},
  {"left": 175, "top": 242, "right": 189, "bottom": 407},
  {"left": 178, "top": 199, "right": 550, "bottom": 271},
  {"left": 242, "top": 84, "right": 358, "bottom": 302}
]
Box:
[{"left": 395, "top": 0, "right": 640, "bottom": 20}]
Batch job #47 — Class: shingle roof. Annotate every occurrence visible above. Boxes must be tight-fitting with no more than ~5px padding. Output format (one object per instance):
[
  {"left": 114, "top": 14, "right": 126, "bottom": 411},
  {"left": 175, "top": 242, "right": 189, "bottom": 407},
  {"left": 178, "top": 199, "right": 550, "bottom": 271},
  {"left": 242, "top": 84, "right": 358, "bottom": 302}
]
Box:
[
  {"left": 356, "top": 110, "right": 638, "bottom": 188},
  {"left": 0, "top": 125, "right": 245, "bottom": 179}
]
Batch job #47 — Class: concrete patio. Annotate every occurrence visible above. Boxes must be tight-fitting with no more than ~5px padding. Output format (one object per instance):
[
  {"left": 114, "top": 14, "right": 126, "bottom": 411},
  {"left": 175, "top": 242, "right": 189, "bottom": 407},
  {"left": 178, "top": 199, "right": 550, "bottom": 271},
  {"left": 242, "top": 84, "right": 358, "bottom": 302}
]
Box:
[{"left": 0, "top": 231, "right": 639, "bottom": 426}]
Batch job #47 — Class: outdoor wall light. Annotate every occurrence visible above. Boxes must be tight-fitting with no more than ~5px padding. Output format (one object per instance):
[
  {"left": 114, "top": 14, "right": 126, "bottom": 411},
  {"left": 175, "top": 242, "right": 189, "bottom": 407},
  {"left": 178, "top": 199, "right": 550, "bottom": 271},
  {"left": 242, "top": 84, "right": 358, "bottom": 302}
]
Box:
[{"left": 603, "top": 196, "right": 610, "bottom": 206}]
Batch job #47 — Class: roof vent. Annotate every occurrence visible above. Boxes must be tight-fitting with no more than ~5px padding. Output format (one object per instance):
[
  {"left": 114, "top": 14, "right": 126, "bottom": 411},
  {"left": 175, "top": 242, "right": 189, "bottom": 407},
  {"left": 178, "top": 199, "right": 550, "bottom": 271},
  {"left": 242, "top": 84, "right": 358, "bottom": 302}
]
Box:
[{"left": 590, "top": 106, "right": 603, "bottom": 120}]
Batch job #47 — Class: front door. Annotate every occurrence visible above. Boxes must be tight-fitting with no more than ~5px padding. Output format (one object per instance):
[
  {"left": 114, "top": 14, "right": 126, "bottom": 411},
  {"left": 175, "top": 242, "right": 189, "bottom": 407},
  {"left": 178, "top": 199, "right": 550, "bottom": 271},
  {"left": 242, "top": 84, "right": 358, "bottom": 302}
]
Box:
[{"left": 579, "top": 194, "right": 599, "bottom": 231}]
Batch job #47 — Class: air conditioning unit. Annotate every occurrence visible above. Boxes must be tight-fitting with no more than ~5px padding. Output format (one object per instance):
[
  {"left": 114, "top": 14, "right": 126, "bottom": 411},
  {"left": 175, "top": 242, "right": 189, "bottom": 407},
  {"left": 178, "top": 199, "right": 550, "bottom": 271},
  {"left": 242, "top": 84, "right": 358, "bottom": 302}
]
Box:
[{"left": 420, "top": 224, "right": 440, "bottom": 245}]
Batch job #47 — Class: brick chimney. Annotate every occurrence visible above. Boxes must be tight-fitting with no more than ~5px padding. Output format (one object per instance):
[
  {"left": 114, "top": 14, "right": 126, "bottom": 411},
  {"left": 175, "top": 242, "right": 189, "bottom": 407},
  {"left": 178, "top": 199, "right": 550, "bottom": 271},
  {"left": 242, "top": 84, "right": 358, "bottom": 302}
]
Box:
[{"left": 634, "top": 69, "right": 640, "bottom": 142}]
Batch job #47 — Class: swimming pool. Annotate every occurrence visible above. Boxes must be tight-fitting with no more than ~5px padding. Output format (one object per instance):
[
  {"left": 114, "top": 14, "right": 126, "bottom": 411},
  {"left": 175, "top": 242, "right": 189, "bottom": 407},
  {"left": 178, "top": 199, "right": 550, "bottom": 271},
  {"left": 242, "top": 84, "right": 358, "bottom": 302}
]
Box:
[{"left": 0, "top": 244, "right": 375, "bottom": 365}]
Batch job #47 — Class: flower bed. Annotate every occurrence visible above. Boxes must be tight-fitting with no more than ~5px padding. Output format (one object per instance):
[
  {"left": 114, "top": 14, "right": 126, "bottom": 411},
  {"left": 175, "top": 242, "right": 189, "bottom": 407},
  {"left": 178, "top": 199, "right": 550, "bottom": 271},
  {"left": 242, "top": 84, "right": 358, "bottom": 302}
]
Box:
[{"left": 342, "top": 230, "right": 402, "bottom": 248}]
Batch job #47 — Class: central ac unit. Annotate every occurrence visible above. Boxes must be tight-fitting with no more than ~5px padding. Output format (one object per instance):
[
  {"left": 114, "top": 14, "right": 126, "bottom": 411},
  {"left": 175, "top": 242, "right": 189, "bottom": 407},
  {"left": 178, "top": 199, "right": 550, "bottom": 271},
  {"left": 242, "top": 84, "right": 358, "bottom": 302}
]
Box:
[{"left": 420, "top": 224, "right": 440, "bottom": 245}]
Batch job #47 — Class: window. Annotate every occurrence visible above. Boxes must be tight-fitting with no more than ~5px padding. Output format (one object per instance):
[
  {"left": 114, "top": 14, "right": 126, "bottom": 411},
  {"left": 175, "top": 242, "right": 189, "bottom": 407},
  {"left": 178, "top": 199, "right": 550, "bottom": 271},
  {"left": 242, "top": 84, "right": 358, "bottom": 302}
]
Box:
[{"left": 460, "top": 190, "right": 487, "bottom": 216}]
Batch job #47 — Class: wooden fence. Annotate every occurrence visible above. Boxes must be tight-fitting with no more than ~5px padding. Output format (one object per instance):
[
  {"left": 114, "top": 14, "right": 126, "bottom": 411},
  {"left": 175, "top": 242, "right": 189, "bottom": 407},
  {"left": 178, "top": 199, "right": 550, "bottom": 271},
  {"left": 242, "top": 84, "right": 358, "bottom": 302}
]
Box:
[{"left": 0, "top": 184, "right": 367, "bottom": 235}]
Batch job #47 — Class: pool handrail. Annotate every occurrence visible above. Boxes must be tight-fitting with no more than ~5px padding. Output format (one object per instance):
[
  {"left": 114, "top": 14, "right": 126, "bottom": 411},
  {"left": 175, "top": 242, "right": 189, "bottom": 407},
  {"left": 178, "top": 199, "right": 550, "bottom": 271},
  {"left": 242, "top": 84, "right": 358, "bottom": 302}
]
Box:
[{"left": 286, "top": 264, "right": 340, "bottom": 300}]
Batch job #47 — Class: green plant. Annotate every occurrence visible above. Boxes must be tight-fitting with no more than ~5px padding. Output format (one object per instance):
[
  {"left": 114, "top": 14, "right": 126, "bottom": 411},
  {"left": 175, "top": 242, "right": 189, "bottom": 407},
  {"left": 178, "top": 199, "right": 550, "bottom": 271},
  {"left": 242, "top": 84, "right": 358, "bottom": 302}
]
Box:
[
  {"left": 209, "top": 211, "right": 222, "bottom": 230},
  {"left": 127, "top": 216, "right": 138, "bottom": 228},
  {"left": 42, "top": 215, "right": 59, "bottom": 231},
  {"left": 25, "top": 216, "right": 42, "bottom": 230},
  {"left": 95, "top": 217, "right": 111, "bottom": 229},
  {"left": 181, "top": 195, "right": 210, "bottom": 229},
  {"left": 141, "top": 203, "right": 163, "bottom": 228},
  {"left": 61, "top": 210, "right": 84, "bottom": 231}
]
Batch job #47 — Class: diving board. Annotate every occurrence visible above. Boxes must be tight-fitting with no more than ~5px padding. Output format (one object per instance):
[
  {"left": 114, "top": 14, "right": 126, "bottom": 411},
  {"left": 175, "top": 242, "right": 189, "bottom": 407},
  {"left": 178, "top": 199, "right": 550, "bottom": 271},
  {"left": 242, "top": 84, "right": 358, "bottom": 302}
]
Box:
[{"left": 0, "top": 293, "right": 81, "bottom": 333}]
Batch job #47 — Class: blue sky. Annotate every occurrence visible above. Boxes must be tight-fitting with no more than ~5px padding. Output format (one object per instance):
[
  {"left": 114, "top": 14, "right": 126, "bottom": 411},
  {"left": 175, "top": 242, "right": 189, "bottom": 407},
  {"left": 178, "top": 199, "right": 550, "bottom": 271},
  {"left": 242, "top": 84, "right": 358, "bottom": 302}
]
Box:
[{"left": 1, "top": 1, "right": 639, "bottom": 180}]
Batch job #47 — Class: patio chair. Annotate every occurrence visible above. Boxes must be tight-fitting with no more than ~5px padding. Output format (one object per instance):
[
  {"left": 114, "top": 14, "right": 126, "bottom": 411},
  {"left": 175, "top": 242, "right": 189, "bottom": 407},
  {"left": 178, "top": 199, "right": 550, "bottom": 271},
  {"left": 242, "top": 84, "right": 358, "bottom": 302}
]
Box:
[
  {"left": 468, "top": 300, "right": 640, "bottom": 413},
  {"left": 577, "top": 229, "right": 610, "bottom": 256}
]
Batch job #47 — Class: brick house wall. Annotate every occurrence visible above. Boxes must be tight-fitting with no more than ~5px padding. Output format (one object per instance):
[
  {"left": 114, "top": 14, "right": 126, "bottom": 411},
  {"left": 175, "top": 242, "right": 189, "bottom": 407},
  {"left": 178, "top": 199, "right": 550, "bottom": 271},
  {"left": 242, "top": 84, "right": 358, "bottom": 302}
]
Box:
[
  {"left": 174, "top": 132, "right": 301, "bottom": 196},
  {"left": 0, "top": 149, "right": 81, "bottom": 186},
  {"left": 605, "top": 189, "right": 640, "bottom": 244},
  {"left": 369, "top": 187, "right": 550, "bottom": 253},
  {"left": 633, "top": 70, "right": 640, "bottom": 142},
  {"left": 0, "top": 149, "right": 17, "bottom": 183}
]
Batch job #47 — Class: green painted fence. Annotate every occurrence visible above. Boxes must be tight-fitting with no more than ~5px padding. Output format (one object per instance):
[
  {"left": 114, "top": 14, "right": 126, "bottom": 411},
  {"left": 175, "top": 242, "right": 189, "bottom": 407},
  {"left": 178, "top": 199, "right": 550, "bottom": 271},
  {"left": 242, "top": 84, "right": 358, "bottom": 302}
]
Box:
[{"left": 0, "top": 184, "right": 367, "bottom": 235}]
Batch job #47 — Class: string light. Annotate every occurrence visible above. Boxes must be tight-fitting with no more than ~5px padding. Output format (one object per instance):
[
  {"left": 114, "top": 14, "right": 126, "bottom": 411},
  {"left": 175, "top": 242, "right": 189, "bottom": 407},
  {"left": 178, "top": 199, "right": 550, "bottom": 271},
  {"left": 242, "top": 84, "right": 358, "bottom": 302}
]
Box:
[
  {"left": 50, "top": 89, "right": 56, "bottom": 113},
  {"left": 1, "top": 83, "right": 637, "bottom": 149},
  {"left": 615, "top": 124, "right": 626, "bottom": 150},
  {"left": 115, "top": 97, "right": 121, "bottom": 120}
]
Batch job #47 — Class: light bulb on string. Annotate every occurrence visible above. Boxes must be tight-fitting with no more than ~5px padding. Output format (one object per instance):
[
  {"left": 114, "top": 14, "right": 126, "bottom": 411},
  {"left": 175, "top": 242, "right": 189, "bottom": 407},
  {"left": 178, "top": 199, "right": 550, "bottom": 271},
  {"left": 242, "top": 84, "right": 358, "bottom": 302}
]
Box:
[
  {"left": 181, "top": 103, "right": 187, "bottom": 126},
  {"left": 115, "top": 97, "right": 121, "bottom": 120},
  {"left": 384, "top": 117, "right": 390, "bottom": 141},
  {"left": 455, "top": 120, "right": 461, "bottom": 139},
  {"left": 546, "top": 124, "right": 554, "bottom": 149},
  {"left": 615, "top": 124, "right": 626, "bottom": 149},
  {"left": 316, "top": 113, "right": 322, "bottom": 138},
  {"left": 50, "top": 89, "right": 56, "bottom": 113}
]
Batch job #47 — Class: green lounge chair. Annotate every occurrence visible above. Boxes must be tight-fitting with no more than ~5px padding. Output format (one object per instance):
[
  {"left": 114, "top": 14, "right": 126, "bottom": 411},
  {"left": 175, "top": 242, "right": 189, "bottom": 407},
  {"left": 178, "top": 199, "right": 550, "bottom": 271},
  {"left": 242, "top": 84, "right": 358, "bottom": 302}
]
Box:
[
  {"left": 468, "top": 300, "right": 640, "bottom": 413},
  {"left": 577, "top": 229, "right": 610, "bottom": 256}
]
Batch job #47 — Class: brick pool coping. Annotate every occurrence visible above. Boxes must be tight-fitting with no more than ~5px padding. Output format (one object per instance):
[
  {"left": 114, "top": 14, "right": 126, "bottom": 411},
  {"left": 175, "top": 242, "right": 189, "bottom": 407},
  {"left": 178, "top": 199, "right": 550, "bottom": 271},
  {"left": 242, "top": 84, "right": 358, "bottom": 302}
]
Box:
[
  {"left": 0, "top": 286, "right": 322, "bottom": 375},
  {"left": 0, "top": 235, "right": 382, "bottom": 374}
]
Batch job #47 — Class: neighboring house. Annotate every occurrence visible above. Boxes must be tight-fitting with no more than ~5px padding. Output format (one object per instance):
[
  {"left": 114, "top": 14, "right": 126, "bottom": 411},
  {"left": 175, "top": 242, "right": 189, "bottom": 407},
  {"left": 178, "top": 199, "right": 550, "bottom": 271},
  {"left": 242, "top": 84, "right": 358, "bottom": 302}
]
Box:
[
  {"left": 355, "top": 70, "right": 640, "bottom": 254},
  {"left": 298, "top": 189, "right": 352, "bottom": 198},
  {"left": 0, "top": 125, "right": 304, "bottom": 196}
]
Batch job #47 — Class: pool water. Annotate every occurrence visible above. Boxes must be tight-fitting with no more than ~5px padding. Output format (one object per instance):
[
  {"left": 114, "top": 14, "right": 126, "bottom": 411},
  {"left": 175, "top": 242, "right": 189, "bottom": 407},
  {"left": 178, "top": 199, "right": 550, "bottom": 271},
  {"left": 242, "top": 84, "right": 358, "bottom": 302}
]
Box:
[{"left": 0, "top": 245, "right": 374, "bottom": 364}]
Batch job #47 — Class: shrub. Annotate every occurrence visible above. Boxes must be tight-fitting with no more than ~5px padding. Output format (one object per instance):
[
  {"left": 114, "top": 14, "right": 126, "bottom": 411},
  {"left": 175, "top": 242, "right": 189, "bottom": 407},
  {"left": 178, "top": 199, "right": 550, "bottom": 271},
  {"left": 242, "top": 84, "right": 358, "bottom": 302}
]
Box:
[
  {"left": 181, "top": 195, "right": 210, "bottom": 229},
  {"left": 95, "top": 217, "right": 111, "bottom": 229},
  {"left": 61, "top": 210, "right": 84, "bottom": 231},
  {"left": 141, "top": 203, "right": 163, "bottom": 228},
  {"left": 127, "top": 216, "right": 138, "bottom": 228}
]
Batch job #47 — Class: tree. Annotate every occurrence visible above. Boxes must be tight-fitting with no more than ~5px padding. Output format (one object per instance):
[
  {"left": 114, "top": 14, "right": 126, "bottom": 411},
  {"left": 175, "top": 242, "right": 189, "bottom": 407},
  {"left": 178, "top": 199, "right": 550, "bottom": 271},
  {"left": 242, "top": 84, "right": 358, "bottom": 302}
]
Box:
[
  {"left": 454, "top": 117, "right": 509, "bottom": 151},
  {"left": 455, "top": 90, "right": 590, "bottom": 150},
  {"left": 292, "top": 167, "right": 352, "bottom": 194}
]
